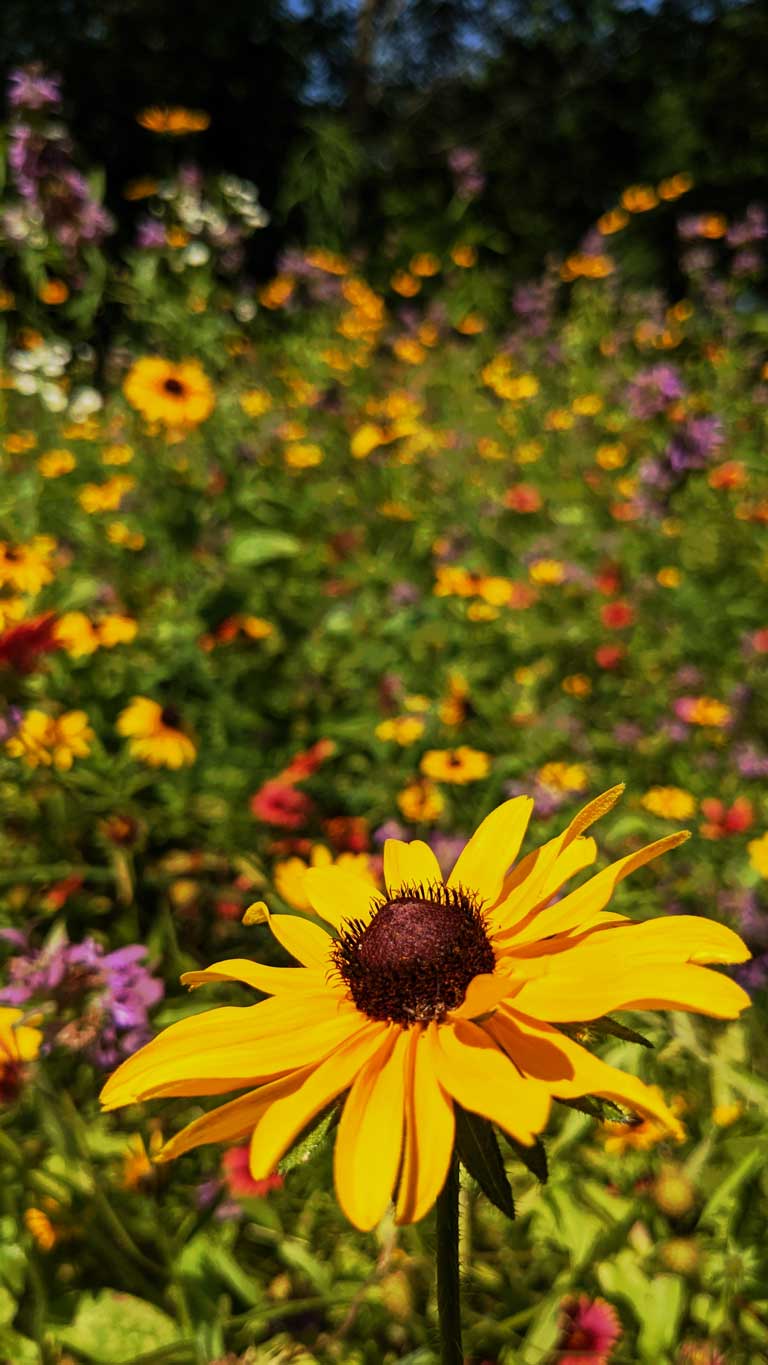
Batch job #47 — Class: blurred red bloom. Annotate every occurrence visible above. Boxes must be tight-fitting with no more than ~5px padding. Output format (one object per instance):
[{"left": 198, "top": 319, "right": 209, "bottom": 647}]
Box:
[
  {"left": 323, "top": 815, "right": 370, "bottom": 852},
  {"left": 250, "top": 781, "right": 313, "bottom": 829},
  {"left": 504, "top": 483, "right": 542, "bottom": 513},
  {"left": 750, "top": 627, "right": 768, "bottom": 653},
  {"left": 0, "top": 613, "right": 61, "bottom": 674},
  {"left": 708, "top": 460, "right": 746, "bottom": 490},
  {"left": 699, "top": 796, "right": 753, "bottom": 840},
  {"left": 595, "top": 643, "right": 625, "bottom": 669},
  {"left": 279, "top": 739, "right": 335, "bottom": 783},
  {"left": 600, "top": 600, "right": 634, "bottom": 629},
  {"left": 222, "top": 1145, "right": 283, "bottom": 1199},
  {"left": 594, "top": 563, "right": 622, "bottom": 596},
  {"left": 556, "top": 1294, "right": 621, "bottom": 1365}
]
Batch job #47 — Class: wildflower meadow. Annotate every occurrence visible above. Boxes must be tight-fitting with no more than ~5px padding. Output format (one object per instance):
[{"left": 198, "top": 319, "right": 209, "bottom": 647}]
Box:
[{"left": 2, "top": 25, "right": 768, "bottom": 1365}]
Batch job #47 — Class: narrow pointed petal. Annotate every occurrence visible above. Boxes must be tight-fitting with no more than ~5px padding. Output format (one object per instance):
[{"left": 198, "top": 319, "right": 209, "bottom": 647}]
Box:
[
  {"left": 449, "top": 972, "right": 521, "bottom": 1020},
  {"left": 100, "top": 996, "right": 361, "bottom": 1110},
  {"left": 383, "top": 839, "right": 442, "bottom": 895},
  {"left": 510, "top": 961, "right": 751, "bottom": 1022},
  {"left": 305, "top": 866, "right": 382, "bottom": 931},
  {"left": 432, "top": 1018, "right": 551, "bottom": 1145},
  {"left": 447, "top": 797, "right": 533, "bottom": 905},
  {"left": 497, "top": 830, "right": 690, "bottom": 948},
  {"left": 157, "top": 1073, "right": 308, "bottom": 1162},
  {"left": 249, "top": 1022, "right": 389, "bottom": 1179},
  {"left": 395, "top": 1024, "right": 455, "bottom": 1225},
  {"left": 266, "top": 910, "right": 334, "bottom": 967},
  {"left": 490, "top": 1008, "right": 684, "bottom": 1137},
  {"left": 334, "top": 1031, "right": 408, "bottom": 1230},
  {"left": 181, "top": 958, "right": 327, "bottom": 995},
  {"left": 489, "top": 835, "right": 597, "bottom": 933}
]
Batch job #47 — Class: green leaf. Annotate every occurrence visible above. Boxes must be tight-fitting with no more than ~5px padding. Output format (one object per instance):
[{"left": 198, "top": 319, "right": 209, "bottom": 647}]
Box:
[
  {"left": 278, "top": 1103, "right": 338, "bottom": 1176},
  {"left": 502, "top": 1132, "right": 548, "bottom": 1184},
  {"left": 227, "top": 530, "right": 301, "bottom": 567},
  {"left": 588, "top": 1016, "right": 653, "bottom": 1048},
  {"left": 557, "top": 1095, "right": 628, "bottom": 1122},
  {"left": 454, "top": 1106, "right": 515, "bottom": 1219},
  {"left": 57, "top": 1291, "right": 180, "bottom": 1364}
]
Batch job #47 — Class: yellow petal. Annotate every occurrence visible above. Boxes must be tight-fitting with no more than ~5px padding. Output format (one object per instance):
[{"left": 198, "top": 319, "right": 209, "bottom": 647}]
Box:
[
  {"left": 395, "top": 1024, "right": 455, "bottom": 1225},
  {"left": 383, "top": 839, "right": 442, "bottom": 894},
  {"left": 157, "top": 1075, "right": 307, "bottom": 1162},
  {"left": 249, "top": 1022, "right": 390, "bottom": 1179},
  {"left": 488, "top": 835, "right": 597, "bottom": 933},
  {"left": 100, "top": 996, "right": 360, "bottom": 1110},
  {"left": 266, "top": 910, "right": 334, "bottom": 967},
  {"left": 181, "top": 958, "right": 327, "bottom": 995},
  {"left": 432, "top": 1018, "right": 550, "bottom": 1145},
  {"left": 447, "top": 797, "right": 533, "bottom": 905},
  {"left": 304, "top": 866, "right": 382, "bottom": 930},
  {"left": 490, "top": 1008, "right": 684, "bottom": 1137},
  {"left": 511, "top": 962, "right": 751, "bottom": 1022},
  {"left": 334, "top": 1031, "right": 408, "bottom": 1230},
  {"left": 497, "top": 830, "right": 690, "bottom": 948},
  {"left": 449, "top": 972, "right": 521, "bottom": 1020}
]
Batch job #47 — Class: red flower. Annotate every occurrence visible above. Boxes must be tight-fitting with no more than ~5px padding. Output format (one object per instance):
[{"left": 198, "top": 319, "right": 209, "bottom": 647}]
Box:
[
  {"left": 250, "top": 781, "right": 313, "bottom": 829},
  {"left": 279, "top": 739, "right": 335, "bottom": 783},
  {"left": 594, "top": 563, "right": 622, "bottom": 596},
  {"left": 750, "top": 628, "right": 768, "bottom": 653},
  {"left": 595, "top": 643, "right": 625, "bottom": 669},
  {"left": 222, "top": 1145, "right": 283, "bottom": 1200},
  {"left": 556, "top": 1294, "right": 622, "bottom": 1365},
  {"left": 0, "top": 613, "right": 61, "bottom": 674},
  {"left": 323, "top": 815, "right": 370, "bottom": 852},
  {"left": 504, "top": 483, "right": 542, "bottom": 513},
  {"left": 699, "top": 796, "right": 753, "bottom": 840},
  {"left": 708, "top": 460, "right": 746, "bottom": 490},
  {"left": 600, "top": 600, "right": 634, "bottom": 629}
]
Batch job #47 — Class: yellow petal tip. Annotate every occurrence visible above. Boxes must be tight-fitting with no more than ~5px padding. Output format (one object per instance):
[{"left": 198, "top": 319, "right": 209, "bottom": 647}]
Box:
[{"left": 243, "top": 900, "right": 270, "bottom": 926}]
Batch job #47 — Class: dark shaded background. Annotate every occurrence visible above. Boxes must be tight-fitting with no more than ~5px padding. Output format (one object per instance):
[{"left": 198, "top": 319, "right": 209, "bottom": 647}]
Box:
[{"left": 2, "top": 0, "right": 768, "bottom": 276}]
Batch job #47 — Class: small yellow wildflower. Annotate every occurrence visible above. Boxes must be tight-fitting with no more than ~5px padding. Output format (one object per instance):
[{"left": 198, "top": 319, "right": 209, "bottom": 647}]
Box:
[
  {"left": 657, "top": 567, "right": 681, "bottom": 588},
  {"left": 240, "top": 388, "right": 273, "bottom": 417},
  {"left": 99, "top": 615, "right": 138, "bottom": 648},
  {"left": 538, "top": 762, "right": 588, "bottom": 794},
  {"left": 747, "top": 832, "right": 768, "bottom": 877},
  {"left": 107, "top": 522, "right": 145, "bottom": 550},
  {"left": 375, "top": 717, "right": 425, "bottom": 746},
  {"left": 101, "top": 444, "right": 134, "bottom": 466},
  {"left": 55, "top": 612, "right": 100, "bottom": 657},
  {"left": 117, "top": 698, "right": 196, "bottom": 769},
  {"left": 6, "top": 710, "right": 94, "bottom": 770},
  {"left": 396, "top": 778, "right": 445, "bottom": 822},
  {"left": 712, "top": 1101, "right": 743, "bottom": 1127},
  {"left": 284, "top": 442, "right": 323, "bottom": 469},
  {"left": 38, "top": 449, "right": 76, "bottom": 478},
  {"left": 0, "top": 538, "right": 57, "bottom": 594},
  {"left": 420, "top": 747, "right": 490, "bottom": 784},
  {"left": 641, "top": 787, "right": 696, "bottom": 820},
  {"left": 562, "top": 674, "right": 592, "bottom": 697},
  {"left": 529, "top": 558, "right": 566, "bottom": 586},
  {"left": 78, "top": 475, "right": 135, "bottom": 514}
]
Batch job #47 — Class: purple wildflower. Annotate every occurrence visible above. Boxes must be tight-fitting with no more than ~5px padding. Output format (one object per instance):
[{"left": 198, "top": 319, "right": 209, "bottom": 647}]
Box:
[
  {"left": 627, "top": 364, "right": 685, "bottom": 419},
  {"left": 7, "top": 65, "right": 61, "bottom": 111}
]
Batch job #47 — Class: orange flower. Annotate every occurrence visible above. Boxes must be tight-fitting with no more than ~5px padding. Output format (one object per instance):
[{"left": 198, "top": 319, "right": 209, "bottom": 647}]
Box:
[{"left": 137, "top": 107, "right": 210, "bottom": 135}]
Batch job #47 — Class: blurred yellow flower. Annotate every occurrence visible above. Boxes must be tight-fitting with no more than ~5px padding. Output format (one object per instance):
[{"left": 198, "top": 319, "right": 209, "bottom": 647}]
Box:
[
  {"left": 38, "top": 448, "right": 76, "bottom": 478},
  {"left": 7, "top": 710, "right": 93, "bottom": 770},
  {"left": 99, "top": 614, "right": 138, "bottom": 648},
  {"left": 572, "top": 394, "right": 603, "bottom": 416},
  {"left": 597, "top": 208, "right": 629, "bottom": 235},
  {"left": 241, "top": 616, "right": 274, "bottom": 640},
  {"left": 451, "top": 244, "right": 476, "bottom": 267},
  {"left": 747, "top": 832, "right": 768, "bottom": 877},
  {"left": 420, "top": 747, "right": 490, "bottom": 784},
  {"left": 657, "top": 567, "right": 681, "bottom": 588},
  {"left": 240, "top": 388, "right": 273, "bottom": 417},
  {"left": 124, "top": 357, "right": 214, "bottom": 428},
  {"left": 621, "top": 184, "right": 658, "bottom": 213},
  {"left": 4, "top": 431, "right": 37, "bottom": 454},
  {"left": 538, "top": 762, "right": 588, "bottom": 793},
  {"left": 259, "top": 276, "right": 295, "bottom": 309},
  {"left": 596, "top": 442, "right": 627, "bottom": 470},
  {"left": 107, "top": 521, "right": 145, "bottom": 551},
  {"left": 410, "top": 252, "right": 440, "bottom": 277},
  {"left": 117, "top": 698, "right": 196, "bottom": 769},
  {"left": 603, "top": 1089, "right": 686, "bottom": 1154},
  {"left": 376, "top": 717, "right": 425, "bottom": 746},
  {"left": 641, "top": 787, "right": 696, "bottom": 820},
  {"left": 351, "top": 423, "right": 387, "bottom": 459},
  {"left": 55, "top": 611, "right": 100, "bottom": 657},
  {"left": 562, "top": 674, "right": 592, "bottom": 697},
  {"left": 38, "top": 279, "right": 69, "bottom": 305},
  {"left": 712, "top": 1101, "right": 743, "bottom": 1127},
  {"left": 391, "top": 271, "right": 421, "bottom": 297},
  {"left": 78, "top": 475, "right": 135, "bottom": 514},
  {"left": 284, "top": 442, "right": 323, "bottom": 468},
  {"left": 529, "top": 558, "right": 565, "bottom": 586},
  {"left": 658, "top": 173, "right": 693, "bottom": 200},
  {"left": 515, "top": 439, "right": 544, "bottom": 464},
  {"left": 275, "top": 846, "right": 380, "bottom": 912},
  {"left": 0, "top": 537, "right": 57, "bottom": 594},
  {"left": 545, "top": 408, "right": 575, "bottom": 431},
  {"left": 101, "top": 443, "right": 134, "bottom": 466},
  {"left": 396, "top": 778, "right": 445, "bottom": 822}
]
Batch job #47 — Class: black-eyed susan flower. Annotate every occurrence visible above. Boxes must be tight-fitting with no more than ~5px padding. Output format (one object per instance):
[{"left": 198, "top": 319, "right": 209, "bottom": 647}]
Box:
[
  {"left": 117, "top": 698, "right": 196, "bottom": 769},
  {"left": 0, "top": 537, "right": 57, "bottom": 594},
  {"left": 123, "top": 357, "right": 214, "bottom": 429},
  {"left": 0, "top": 1006, "right": 42, "bottom": 1103},
  {"left": 100, "top": 788, "right": 750, "bottom": 1231},
  {"left": 420, "top": 746, "right": 491, "bottom": 784}
]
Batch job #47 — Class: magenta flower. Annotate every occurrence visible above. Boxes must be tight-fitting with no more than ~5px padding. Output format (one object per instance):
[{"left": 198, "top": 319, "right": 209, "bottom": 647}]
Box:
[{"left": 555, "top": 1295, "right": 621, "bottom": 1364}]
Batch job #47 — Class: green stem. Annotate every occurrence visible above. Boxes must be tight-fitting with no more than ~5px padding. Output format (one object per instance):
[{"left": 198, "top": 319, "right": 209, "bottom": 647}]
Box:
[{"left": 436, "top": 1156, "right": 463, "bottom": 1365}]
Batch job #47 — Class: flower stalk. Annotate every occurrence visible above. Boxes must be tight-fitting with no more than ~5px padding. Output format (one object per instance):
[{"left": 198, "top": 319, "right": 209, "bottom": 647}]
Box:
[{"left": 436, "top": 1155, "right": 463, "bottom": 1365}]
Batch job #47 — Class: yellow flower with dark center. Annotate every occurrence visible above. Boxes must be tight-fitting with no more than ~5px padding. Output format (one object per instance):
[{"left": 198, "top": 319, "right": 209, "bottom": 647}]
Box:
[
  {"left": 0, "top": 1006, "right": 42, "bottom": 1104},
  {"left": 602, "top": 1087, "right": 686, "bottom": 1153},
  {"left": 0, "top": 537, "right": 57, "bottom": 594},
  {"left": 275, "top": 847, "right": 380, "bottom": 912},
  {"left": 123, "top": 357, "right": 214, "bottom": 429},
  {"left": 420, "top": 747, "right": 491, "bottom": 784},
  {"left": 136, "top": 107, "right": 210, "bottom": 135},
  {"left": 55, "top": 611, "right": 100, "bottom": 657},
  {"left": 6, "top": 710, "right": 93, "bottom": 770},
  {"left": 117, "top": 697, "right": 196, "bottom": 768},
  {"left": 100, "top": 788, "right": 750, "bottom": 1231}
]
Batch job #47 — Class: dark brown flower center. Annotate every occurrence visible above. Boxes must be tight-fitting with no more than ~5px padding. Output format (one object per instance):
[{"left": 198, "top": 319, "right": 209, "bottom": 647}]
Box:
[
  {"left": 333, "top": 883, "right": 495, "bottom": 1025},
  {"left": 160, "top": 705, "right": 181, "bottom": 729},
  {"left": 163, "top": 377, "right": 185, "bottom": 396}
]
